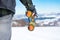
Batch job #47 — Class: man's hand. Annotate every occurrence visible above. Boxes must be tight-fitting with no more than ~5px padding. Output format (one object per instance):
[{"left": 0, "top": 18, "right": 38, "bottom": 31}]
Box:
[{"left": 20, "top": 0, "right": 37, "bottom": 17}]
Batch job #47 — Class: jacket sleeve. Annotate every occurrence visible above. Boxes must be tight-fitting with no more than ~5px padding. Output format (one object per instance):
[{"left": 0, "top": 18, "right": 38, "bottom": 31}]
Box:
[{"left": 20, "top": 0, "right": 35, "bottom": 12}]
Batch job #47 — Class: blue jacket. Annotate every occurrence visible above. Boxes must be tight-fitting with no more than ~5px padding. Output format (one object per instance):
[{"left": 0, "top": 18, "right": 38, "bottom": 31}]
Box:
[
  {"left": 0, "top": 0, "right": 16, "bottom": 13},
  {"left": 0, "top": 0, "right": 35, "bottom": 13}
]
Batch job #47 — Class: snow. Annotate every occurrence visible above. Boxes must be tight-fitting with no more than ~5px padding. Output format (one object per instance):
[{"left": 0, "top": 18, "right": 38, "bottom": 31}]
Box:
[{"left": 11, "top": 27, "right": 60, "bottom": 40}]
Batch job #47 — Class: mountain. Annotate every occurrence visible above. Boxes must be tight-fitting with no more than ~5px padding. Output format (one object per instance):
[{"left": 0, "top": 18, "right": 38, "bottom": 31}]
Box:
[{"left": 12, "top": 13, "right": 60, "bottom": 27}]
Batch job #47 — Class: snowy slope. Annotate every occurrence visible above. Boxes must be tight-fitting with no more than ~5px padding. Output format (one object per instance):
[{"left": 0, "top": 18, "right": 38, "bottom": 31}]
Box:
[{"left": 11, "top": 27, "right": 60, "bottom": 40}]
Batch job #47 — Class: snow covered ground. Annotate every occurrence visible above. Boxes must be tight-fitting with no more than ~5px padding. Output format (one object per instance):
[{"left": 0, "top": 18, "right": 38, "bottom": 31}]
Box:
[{"left": 11, "top": 27, "right": 60, "bottom": 40}]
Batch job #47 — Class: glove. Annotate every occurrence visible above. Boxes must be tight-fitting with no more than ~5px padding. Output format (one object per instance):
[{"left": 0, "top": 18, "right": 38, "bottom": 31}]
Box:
[{"left": 26, "top": 5, "right": 37, "bottom": 17}]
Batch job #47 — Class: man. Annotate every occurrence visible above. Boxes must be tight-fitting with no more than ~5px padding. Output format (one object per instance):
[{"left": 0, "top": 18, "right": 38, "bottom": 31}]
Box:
[{"left": 0, "top": 0, "right": 37, "bottom": 40}]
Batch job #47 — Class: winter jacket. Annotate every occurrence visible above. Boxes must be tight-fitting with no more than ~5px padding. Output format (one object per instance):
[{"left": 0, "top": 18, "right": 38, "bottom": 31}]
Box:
[
  {"left": 0, "top": 0, "right": 35, "bottom": 17},
  {"left": 0, "top": 0, "right": 35, "bottom": 12},
  {"left": 0, "top": 0, "right": 16, "bottom": 13}
]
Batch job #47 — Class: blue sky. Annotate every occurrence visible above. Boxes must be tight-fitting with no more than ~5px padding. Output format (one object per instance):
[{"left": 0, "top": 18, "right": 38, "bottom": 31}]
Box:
[{"left": 15, "top": 0, "right": 60, "bottom": 15}]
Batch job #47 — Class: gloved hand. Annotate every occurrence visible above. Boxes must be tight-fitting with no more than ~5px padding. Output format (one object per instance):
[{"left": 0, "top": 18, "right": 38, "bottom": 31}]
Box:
[{"left": 26, "top": 5, "right": 37, "bottom": 17}]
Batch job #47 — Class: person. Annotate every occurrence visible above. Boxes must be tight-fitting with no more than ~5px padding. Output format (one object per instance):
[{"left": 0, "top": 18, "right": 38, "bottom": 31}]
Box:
[{"left": 0, "top": 0, "right": 37, "bottom": 40}]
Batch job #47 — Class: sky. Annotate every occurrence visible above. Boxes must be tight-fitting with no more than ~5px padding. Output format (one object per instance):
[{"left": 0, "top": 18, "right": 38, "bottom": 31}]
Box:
[{"left": 15, "top": 0, "right": 60, "bottom": 15}]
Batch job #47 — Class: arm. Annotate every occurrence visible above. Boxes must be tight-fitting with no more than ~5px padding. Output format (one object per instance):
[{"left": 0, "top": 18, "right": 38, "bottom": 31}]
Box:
[
  {"left": 20, "top": 0, "right": 37, "bottom": 16},
  {"left": 20, "top": 0, "right": 35, "bottom": 11}
]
